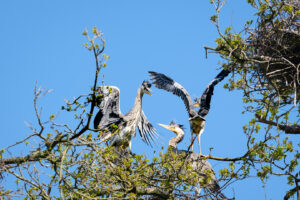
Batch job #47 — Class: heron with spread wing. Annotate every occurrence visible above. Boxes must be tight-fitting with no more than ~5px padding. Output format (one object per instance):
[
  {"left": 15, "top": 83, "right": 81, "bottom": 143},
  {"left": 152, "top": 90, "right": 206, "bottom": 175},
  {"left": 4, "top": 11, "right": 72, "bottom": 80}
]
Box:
[
  {"left": 149, "top": 70, "right": 230, "bottom": 154},
  {"left": 93, "top": 81, "right": 158, "bottom": 150},
  {"left": 158, "top": 121, "right": 228, "bottom": 199}
]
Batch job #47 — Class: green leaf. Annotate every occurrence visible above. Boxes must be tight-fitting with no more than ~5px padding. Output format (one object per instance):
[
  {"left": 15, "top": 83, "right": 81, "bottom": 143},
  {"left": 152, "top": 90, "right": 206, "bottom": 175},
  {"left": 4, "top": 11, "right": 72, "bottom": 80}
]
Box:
[
  {"left": 259, "top": 4, "right": 267, "bottom": 12},
  {"left": 210, "top": 15, "right": 217, "bottom": 23},
  {"left": 49, "top": 114, "right": 55, "bottom": 120},
  {"left": 92, "top": 26, "right": 98, "bottom": 34},
  {"left": 284, "top": 5, "right": 293, "bottom": 13}
]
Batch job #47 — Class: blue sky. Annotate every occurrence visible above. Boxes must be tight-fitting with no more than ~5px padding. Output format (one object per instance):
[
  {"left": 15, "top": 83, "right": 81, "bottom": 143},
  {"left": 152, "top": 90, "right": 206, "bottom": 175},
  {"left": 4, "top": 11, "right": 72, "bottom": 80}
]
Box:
[{"left": 0, "top": 1, "right": 295, "bottom": 199}]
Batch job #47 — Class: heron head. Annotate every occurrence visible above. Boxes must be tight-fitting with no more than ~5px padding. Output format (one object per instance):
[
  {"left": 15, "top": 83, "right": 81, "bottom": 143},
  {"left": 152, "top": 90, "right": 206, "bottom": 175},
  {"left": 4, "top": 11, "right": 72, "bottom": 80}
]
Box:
[
  {"left": 158, "top": 121, "right": 184, "bottom": 135},
  {"left": 142, "top": 80, "right": 152, "bottom": 96},
  {"left": 193, "top": 98, "right": 201, "bottom": 107}
]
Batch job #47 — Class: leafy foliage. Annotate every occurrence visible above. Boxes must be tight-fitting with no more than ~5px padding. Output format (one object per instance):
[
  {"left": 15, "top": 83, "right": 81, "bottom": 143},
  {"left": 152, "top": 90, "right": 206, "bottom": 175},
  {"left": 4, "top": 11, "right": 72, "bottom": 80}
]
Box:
[
  {"left": 0, "top": 1, "right": 299, "bottom": 199},
  {"left": 0, "top": 27, "right": 229, "bottom": 200},
  {"left": 206, "top": 0, "right": 300, "bottom": 199}
]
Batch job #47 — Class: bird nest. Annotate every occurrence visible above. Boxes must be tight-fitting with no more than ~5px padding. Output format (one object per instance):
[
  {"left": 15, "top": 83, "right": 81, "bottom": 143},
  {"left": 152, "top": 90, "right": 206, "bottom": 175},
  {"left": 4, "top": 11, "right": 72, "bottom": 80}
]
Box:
[
  {"left": 247, "top": 7, "right": 300, "bottom": 97},
  {"left": 243, "top": 1, "right": 300, "bottom": 99}
]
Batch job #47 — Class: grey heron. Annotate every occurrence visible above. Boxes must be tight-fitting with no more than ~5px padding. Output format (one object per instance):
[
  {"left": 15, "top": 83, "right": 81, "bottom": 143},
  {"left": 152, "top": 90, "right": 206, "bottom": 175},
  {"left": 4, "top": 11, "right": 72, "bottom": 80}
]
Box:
[
  {"left": 93, "top": 81, "right": 158, "bottom": 150},
  {"left": 149, "top": 70, "right": 230, "bottom": 154},
  {"left": 158, "top": 121, "right": 228, "bottom": 199}
]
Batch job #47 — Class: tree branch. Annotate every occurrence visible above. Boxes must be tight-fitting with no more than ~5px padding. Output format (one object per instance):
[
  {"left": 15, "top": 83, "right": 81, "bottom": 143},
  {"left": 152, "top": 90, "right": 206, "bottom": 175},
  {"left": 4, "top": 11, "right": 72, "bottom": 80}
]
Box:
[
  {"left": 201, "top": 152, "right": 249, "bottom": 162},
  {"left": 284, "top": 185, "right": 300, "bottom": 200},
  {"left": 255, "top": 114, "right": 300, "bottom": 134}
]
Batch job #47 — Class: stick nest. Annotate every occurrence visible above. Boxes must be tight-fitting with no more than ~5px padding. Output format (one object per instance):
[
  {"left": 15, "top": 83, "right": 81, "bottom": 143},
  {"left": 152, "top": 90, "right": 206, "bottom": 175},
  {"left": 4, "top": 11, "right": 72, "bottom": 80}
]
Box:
[{"left": 248, "top": 2, "right": 300, "bottom": 97}]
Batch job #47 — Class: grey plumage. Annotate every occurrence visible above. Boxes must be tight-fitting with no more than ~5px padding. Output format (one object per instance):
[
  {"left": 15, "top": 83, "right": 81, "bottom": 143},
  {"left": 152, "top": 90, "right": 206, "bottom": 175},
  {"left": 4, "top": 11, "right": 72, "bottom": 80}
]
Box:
[
  {"left": 158, "top": 121, "right": 228, "bottom": 200},
  {"left": 196, "top": 69, "right": 231, "bottom": 117},
  {"left": 94, "top": 81, "right": 158, "bottom": 149},
  {"left": 149, "top": 70, "right": 230, "bottom": 154},
  {"left": 148, "top": 71, "right": 200, "bottom": 120}
]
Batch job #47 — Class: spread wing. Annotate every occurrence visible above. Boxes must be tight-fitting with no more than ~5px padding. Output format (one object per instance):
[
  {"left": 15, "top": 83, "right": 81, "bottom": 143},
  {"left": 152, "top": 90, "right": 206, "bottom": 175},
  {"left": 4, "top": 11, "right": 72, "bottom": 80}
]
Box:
[
  {"left": 93, "top": 86, "right": 157, "bottom": 146},
  {"left": 198, "top": 69, "right": 230, "bottom": 117},
  {"left": 137, "top": 110, "right": 158, "bottom": 146},
  {"left": 149, "top": 71, "right": 195, "bottom": 117},
  {"left": 93, "top": 86, "right": 125, "bottom": 140}
]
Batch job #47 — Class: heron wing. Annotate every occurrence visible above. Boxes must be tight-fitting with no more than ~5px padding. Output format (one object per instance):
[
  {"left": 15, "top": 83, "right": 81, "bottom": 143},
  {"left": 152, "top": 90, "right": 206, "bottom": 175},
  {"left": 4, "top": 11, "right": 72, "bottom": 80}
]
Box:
[
  {"left": 149, "top": 71, "right": 195, "bottom": 117},
  {"left": 198, "top": 69, "right": 230, "bottom": 117},
  {"left": 137, "top": 110, "right": 158, "bottom": 146},
  {"left": 94, "top": 86, "right": 125, "bottom": 139}
]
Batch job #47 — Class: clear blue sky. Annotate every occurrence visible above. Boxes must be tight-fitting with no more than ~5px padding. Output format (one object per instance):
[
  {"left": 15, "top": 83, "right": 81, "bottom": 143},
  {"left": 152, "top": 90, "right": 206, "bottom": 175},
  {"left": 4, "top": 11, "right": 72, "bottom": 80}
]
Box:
[{"left": 0, "top": 1, "right": 294, "bottom": 199}]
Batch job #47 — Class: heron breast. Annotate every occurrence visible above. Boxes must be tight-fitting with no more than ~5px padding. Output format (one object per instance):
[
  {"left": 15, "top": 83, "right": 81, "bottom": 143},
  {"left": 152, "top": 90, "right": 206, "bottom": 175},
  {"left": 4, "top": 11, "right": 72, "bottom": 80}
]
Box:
[{"left": 189, "top": 119, "right": 205, "bottom": 134}]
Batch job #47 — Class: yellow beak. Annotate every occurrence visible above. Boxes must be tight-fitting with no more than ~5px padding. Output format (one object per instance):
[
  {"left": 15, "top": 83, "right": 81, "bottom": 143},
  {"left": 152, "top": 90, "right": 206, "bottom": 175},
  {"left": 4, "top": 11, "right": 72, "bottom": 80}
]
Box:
[
  {"left": 145, "top": 89, "right": 152, "bottom": 96},
  {"left": 193, "top": 102, "right": 200, "bottom": 107},
  {"left": 158, "top": 123, "right": 172, "bottom": 131}
]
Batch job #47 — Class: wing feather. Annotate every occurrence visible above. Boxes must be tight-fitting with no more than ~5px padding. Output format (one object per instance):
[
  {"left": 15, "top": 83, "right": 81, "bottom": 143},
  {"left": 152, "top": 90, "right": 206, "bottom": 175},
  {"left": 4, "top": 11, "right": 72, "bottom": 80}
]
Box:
[
  {"left": 149, "top": 71, "right": 195, "bottom": 117},
  {"left": 94, "top": 86, "right": 124, "bottom": 134},
  {"left": 198, "top": 69, "right": 230, "bottom": 117},
  {"left": 137, "top": 110, "right": 158, "bottom": 146}
]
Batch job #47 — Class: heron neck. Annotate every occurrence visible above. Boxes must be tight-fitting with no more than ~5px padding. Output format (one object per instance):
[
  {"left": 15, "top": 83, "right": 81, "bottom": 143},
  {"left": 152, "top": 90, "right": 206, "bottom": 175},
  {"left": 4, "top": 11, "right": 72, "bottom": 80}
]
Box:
[
  {"left": 128, "top": 87, "right": 144, "bottom": 116},
  {"left": 168, "top": 129, "right": 184, "bottom": 149}
]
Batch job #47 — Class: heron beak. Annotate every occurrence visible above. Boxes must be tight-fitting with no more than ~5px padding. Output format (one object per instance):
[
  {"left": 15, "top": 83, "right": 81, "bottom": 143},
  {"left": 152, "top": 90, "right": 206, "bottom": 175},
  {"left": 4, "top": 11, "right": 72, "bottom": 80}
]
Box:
[
  {"left": 158, "top": 123, "right": 172, "bottom": 131},
  {"left": 144, "top": 88, "right": 152, "bottom": 96},
  {"left": 193, "top": 102, "right": 200, "bottom": 107}
]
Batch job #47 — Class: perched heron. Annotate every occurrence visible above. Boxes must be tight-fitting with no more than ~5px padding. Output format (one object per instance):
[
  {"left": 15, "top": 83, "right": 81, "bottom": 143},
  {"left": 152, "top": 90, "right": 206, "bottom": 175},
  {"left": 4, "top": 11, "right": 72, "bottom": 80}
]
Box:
[
  {"left": 149, "top": 70, "right": 230, "bottom": 154},
  {"left": 158, "top": 121, "right": 228, "bottom": 199},
  {"left": 94, "top": 81, "right": 158, "bottom": 150}
]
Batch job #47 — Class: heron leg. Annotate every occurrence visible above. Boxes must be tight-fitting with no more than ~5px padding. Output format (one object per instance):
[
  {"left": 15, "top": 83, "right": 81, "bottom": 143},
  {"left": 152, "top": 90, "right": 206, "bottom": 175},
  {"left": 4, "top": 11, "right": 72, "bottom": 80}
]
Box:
[
  {"left": 198, "top": 134, "right": 201, "bottom": 155},
  {"left": 129, "top": 140, "right": 132, "bottom": 152},
  {"left": 190, "top": 133, "right": 194, "bottom": 152}
]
